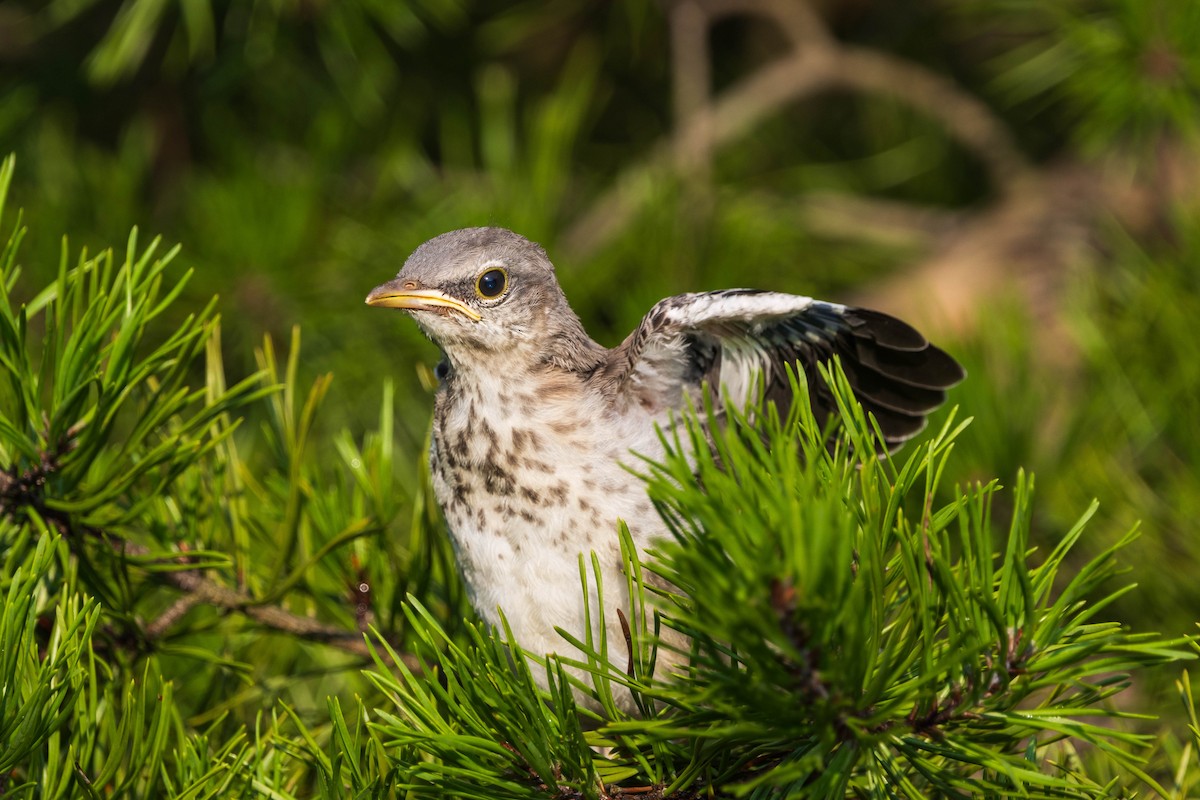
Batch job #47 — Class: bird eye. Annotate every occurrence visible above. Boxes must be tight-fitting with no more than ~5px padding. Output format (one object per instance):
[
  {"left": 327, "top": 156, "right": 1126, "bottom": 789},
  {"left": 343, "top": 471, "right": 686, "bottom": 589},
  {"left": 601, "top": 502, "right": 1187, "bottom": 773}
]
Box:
[{"left": 475, "top": 268, "right": 508, "bottom": 299}]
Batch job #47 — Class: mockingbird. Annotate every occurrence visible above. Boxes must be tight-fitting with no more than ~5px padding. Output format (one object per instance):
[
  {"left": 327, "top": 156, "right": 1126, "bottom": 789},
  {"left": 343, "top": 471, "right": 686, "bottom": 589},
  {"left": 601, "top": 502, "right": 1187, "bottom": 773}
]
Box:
[{"left": 367, "top": 227, "right": 963, "bottom": 709}]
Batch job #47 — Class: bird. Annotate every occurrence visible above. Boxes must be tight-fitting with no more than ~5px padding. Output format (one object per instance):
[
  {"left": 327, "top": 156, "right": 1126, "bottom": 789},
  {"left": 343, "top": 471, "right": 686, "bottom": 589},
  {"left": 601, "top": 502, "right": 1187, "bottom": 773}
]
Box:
[{"left": 366, "top": 227, "right": 963, "bottom": 711}]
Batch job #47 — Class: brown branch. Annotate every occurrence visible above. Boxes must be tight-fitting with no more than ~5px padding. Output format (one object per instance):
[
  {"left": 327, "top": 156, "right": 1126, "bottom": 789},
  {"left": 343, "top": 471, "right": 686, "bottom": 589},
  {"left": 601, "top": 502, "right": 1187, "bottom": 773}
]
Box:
[
  {"left": 794, "top": 191, "right": 965, "bottom": 248},
  {"left": 144, "top": 594, "right": 202, "bottom": 640},
  {"left": 827, "top": 46, "right": 1034, "bottom": 194},
  {"left": 2, "top": 451, "right": 419, "bottom": 670},
  {"left": 846, "top": 160, "right": 1094, "bottom": 338},
  {"left": 563, "top": 49, "right": 833, "bottom": 258},
  {"left": 562, "top": 4, "right": 1029, "bottom": 260},
  {"left": 123, "top": 538, "right": 418, "bottom": 668},
  {"left": 851, "top": 139, "right": 1200, "bottom": 347},
  {"left": 666, "top": 0, "right": 835, "bottom": 188}
]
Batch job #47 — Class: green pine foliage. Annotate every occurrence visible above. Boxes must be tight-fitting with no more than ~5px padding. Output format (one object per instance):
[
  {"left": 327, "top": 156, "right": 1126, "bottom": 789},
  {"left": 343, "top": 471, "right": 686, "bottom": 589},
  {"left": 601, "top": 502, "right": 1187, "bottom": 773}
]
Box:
[
  {"left": 2, "top": 146, "right": 1200, "bottom": 794},
  {"left": 0, "top": 154, "right": 459, "bottom": 796},
  {"left": 355, "top": 372, "right": 1197, "bottom": 798},
  {"left": 3, "top": 0, "right": 1200, "bottom": 795},
  {"left": 962, "top": 0, "right": 1200, "bottom": 154},
  {"left": 942, "top": 210, "right": 1200, "bottom": 670}
]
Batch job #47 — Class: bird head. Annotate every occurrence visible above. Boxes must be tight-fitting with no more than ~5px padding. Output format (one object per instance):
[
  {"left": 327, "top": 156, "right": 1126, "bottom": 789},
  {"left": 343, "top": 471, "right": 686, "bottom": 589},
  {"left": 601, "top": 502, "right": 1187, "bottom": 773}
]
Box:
[{"left": 366, "top": 227, "right": 593, "bottom": 370}]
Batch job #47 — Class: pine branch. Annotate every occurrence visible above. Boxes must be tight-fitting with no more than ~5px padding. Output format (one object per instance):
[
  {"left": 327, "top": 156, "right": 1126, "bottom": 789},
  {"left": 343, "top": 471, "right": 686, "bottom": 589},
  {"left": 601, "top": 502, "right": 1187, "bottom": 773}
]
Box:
[
  {"left": 359, "top": 366, "right": 1196, "bottom": 798},
  {"left": 0, "top": 436, "right": 416, "bottom": 668}
]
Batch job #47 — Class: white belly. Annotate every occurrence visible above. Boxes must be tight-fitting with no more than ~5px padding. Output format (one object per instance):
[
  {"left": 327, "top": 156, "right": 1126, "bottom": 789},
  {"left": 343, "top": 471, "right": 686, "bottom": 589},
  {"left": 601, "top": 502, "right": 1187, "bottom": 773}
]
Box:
[{"left": 430, "top": 370, "right": 671, "bottom": 692}]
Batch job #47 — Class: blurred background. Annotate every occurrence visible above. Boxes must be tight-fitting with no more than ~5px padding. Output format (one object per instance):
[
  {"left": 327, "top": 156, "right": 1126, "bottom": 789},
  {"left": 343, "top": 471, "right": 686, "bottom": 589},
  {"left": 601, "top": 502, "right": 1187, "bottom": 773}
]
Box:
[{"left": 1, "top": 0, "right": 1198, "bottom": 718}]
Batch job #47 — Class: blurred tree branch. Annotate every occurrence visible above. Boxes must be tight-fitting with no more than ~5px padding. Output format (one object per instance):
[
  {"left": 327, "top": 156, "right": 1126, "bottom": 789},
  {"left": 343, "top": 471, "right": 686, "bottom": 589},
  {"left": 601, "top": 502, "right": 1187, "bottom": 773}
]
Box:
[
  {"left": 850, "top": 144, "right": 1199, "bottom": 339},
  {"left": 563, "top": 0, "right": 1032, "bottom": 259}
]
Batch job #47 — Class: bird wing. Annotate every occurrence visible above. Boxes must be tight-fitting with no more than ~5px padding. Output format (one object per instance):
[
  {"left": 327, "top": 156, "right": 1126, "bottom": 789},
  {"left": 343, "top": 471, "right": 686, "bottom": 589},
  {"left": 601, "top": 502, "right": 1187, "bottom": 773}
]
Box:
[{"left": 600, "top": 289, "right": 964, "bottom": 451}]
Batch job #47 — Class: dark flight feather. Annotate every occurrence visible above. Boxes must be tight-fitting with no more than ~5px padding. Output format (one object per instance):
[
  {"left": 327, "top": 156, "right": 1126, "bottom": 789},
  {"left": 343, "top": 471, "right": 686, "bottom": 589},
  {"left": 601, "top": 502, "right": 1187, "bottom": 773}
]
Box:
[{"left": 602, "top": 290, "right": 964, "bottom": 451}]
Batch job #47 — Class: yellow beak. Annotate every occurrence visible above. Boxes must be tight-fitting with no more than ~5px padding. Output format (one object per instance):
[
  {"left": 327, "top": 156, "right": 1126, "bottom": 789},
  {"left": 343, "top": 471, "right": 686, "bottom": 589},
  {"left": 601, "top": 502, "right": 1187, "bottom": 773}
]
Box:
[{"left": 365, "top": 280, "right": 482, "bottom": 321}]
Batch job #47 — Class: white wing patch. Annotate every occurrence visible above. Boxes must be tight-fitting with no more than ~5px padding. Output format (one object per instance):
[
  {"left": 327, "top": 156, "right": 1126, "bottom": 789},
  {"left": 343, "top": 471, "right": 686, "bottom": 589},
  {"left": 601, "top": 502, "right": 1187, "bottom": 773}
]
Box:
[{"left": 661, "top": 291, "right": 823, "bottom": 329}]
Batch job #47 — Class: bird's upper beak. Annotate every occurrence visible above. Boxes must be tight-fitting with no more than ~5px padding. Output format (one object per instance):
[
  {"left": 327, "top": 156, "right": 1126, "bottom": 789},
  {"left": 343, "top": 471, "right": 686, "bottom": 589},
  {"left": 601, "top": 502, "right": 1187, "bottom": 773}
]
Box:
[{"left": 365, "top": 279, "right": 482, "bottom": 321}]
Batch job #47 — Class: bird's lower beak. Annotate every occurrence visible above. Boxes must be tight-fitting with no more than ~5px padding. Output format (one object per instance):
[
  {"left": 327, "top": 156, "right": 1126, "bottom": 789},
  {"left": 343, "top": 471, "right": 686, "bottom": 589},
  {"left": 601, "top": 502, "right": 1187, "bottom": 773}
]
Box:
[{"left": 365, "top": 280, "right": 482, "bottom": 321}]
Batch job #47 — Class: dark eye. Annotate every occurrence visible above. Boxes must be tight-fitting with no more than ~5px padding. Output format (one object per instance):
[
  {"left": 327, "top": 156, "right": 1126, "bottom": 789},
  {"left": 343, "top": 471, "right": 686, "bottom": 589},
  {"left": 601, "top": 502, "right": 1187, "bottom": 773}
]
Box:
[{"left": 475, "top": 268, "right": 508, "bottom": 299}]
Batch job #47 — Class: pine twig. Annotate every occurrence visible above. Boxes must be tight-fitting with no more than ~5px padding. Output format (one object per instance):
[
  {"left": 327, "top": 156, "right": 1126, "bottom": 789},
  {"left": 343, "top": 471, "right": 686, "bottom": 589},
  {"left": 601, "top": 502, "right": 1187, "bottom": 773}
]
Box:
[{"left": 0, "top": 448, "right": 419, "bottom": 670}]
